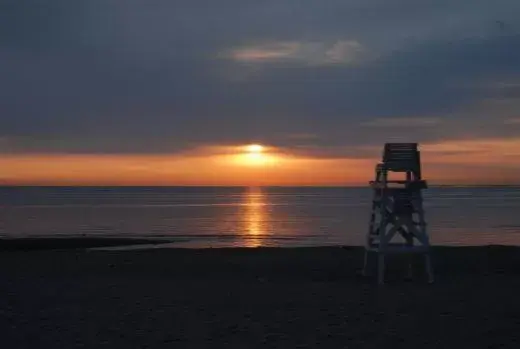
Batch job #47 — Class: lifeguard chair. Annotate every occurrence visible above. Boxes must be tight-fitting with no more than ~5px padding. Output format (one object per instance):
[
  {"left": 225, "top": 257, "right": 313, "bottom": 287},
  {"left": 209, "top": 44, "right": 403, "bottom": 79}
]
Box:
[{"left": 363, "top": 143, "right": 433, "bottom": 284}]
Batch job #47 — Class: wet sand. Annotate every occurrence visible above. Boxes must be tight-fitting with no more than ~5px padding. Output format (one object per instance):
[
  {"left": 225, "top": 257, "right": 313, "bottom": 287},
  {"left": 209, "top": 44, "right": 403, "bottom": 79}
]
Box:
[
  {"left": 1, "top": 244, "right": 520, "bottom": 348},
  {"left": 0, "top": 237, "right": 175, "bottom": 251}
]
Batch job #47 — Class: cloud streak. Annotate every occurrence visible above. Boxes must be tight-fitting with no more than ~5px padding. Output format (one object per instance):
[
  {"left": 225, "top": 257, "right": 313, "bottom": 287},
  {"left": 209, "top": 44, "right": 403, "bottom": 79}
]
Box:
[
  {"left": 222, "top": 40, "right": 366, "bottom": 66},
  {"left": 361, "top": 117, "right": 441, "bottom": 127}
]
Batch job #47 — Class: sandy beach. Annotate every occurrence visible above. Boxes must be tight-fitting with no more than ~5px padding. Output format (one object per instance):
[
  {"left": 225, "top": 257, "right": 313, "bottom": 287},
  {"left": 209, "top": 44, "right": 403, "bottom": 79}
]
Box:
[{"left": 1, "top": 241, "right": 520, "bottom": 348}]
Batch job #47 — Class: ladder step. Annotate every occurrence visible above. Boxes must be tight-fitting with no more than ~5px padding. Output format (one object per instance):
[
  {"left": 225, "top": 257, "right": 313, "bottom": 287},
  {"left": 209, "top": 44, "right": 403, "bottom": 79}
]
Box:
[
  {"left": 412, "top": 221, "right": 427, "bottom": 226},
  {"left": 366, "top": 244, "right": 430, "bottom": 254}
]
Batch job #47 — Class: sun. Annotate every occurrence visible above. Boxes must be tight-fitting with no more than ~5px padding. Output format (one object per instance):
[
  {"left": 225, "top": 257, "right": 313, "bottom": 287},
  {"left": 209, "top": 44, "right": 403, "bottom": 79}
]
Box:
[
  {"left": 231, "top": 144, "right": 278, "bottom": 166},
  {"left": 245, "top": 144, "right": 264, "bottom": 154}
]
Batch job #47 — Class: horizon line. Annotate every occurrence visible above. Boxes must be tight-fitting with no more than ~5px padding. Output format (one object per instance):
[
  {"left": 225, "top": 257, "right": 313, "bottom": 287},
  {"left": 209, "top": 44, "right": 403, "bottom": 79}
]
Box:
[{"left": 1, "top": 184, "right": 519, "bottom": 188}]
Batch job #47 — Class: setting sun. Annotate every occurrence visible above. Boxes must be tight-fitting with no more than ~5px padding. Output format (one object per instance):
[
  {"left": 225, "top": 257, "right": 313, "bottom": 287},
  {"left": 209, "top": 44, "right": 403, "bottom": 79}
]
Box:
[
  {"left": 229, "top": 144, "right": 279, "bottom": 167},
  {"left": 245, "top": 144, "right": 264, "bottom": 153}
]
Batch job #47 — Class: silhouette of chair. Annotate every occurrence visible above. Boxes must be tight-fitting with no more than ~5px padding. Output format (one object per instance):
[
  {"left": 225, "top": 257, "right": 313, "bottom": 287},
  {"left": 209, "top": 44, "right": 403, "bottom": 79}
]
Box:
[{"left": 363, "top": 143, "right": 433, "bottom": 284}]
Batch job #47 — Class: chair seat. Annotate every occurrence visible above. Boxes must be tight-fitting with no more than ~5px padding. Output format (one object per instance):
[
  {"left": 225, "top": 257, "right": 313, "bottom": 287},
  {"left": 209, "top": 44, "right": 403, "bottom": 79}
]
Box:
[{"left": 369, "top": 180, "right": 427, "bottom": 189}]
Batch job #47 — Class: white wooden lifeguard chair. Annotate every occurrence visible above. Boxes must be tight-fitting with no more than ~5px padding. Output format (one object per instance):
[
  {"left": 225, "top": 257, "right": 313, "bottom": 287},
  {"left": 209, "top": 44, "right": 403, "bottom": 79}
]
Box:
[{"left": 363, "top": 143, "right": 434, "bottom": 284}]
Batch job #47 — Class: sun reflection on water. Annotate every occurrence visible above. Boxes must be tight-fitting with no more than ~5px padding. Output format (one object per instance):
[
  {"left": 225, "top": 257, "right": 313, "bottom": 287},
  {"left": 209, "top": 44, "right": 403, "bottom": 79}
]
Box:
[{"left": 244, "top": 186, "right": 267, "bottom": 247}]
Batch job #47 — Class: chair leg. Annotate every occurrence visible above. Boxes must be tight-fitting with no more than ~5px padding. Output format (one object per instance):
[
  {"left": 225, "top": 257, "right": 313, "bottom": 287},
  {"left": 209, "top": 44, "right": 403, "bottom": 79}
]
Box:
[
  {"left": 405, "top": 235, "right": 413, "bottom": 280},
  {"left": 362, "top": 250, "right": 370, "bottom": 276},
  {"left": 425, "top": 253, "right": 434, "bottom": 283},
  {"left": 378, "top": 254, "right": 385, "bottom": 285},
  {"left": 406, "top": 259, "right": 413, "bottom": 280}
]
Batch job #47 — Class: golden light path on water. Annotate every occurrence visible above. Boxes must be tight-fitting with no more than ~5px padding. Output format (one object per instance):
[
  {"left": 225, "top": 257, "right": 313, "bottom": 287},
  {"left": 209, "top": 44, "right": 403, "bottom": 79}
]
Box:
[{"left": 243, "top": 186, "right": 267, "bottom": 247}]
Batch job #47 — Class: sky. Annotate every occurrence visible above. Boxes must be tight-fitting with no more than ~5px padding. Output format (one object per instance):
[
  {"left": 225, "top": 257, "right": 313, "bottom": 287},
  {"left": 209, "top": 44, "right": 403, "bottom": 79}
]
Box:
[{"left": 1, "top": 0, "right": 520, "bottom": 185}]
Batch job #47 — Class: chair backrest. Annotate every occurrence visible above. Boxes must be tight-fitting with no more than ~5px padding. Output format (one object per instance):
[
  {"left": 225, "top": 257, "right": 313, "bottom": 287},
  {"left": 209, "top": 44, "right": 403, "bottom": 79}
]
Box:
[{"left": 382, "top": 143, "right": 421, "bottom": 174}]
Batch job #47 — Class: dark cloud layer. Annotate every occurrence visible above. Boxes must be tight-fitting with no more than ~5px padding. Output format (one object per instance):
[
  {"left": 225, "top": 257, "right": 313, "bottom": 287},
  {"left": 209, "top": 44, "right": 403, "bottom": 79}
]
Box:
[{"left": 2, "top": 0, "right": 520, "bottom": 155}]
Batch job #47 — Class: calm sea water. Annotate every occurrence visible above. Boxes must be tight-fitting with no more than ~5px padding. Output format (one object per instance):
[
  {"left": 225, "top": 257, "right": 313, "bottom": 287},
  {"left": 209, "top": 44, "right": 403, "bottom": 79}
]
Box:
[{"left": 1, "top": 186, "right": 520, "bottom": 247}]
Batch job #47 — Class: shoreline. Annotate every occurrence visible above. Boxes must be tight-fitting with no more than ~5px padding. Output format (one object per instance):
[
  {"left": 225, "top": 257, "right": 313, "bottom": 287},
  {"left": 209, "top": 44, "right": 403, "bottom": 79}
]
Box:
[
  {"left": 2, "top": 236, "right": 520, "bottom": 251},
  {"left": 4, "top": 236, "right": 520, "bottom": 251}
]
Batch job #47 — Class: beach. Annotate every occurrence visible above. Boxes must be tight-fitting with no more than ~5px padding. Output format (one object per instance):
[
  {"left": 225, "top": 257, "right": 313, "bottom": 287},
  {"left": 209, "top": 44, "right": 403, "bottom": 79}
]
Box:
[{"left": 2, "top": 242, "right": 520, "bottom": 348}]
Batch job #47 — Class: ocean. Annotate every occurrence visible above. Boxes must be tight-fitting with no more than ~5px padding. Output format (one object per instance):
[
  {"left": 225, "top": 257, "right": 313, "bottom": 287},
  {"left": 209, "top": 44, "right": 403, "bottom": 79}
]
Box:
[{"left": 1, "top": 186, "right": 520, "bottom": 248}]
